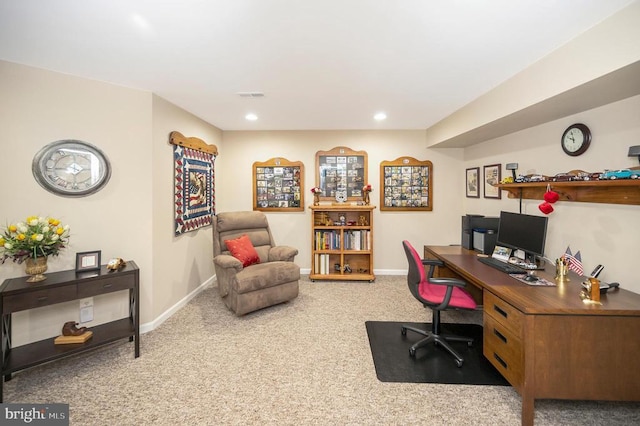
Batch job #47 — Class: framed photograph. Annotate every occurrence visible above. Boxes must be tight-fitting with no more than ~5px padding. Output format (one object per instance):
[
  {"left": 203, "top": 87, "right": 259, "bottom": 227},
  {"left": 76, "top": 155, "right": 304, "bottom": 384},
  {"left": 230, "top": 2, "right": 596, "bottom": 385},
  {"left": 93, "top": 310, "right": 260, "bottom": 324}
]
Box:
[
  {"left": 253, "top": 157, "right": 304, "bottom": 211},
  {"left": 76, "top": 250, "right": 102, "bottom": 272},
  {"left": 483, "top": 164, "right": 502, "bottom": 199},
  {"left": 380, "top": 157, "right": 433, "bottom": 211},
  {"left": 315, "top": 146, "right": 367, "bottom": 202},
  {"left": 466, "top": 167, "right": 480, "bottom": 198}
]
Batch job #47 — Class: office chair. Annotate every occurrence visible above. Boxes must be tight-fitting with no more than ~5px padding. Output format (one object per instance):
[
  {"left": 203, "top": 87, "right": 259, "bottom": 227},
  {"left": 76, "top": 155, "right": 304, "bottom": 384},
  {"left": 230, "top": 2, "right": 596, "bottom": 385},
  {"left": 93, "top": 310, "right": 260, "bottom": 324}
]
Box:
[{"left": 401, "top": 240, "right": 478, "bottom": 367}]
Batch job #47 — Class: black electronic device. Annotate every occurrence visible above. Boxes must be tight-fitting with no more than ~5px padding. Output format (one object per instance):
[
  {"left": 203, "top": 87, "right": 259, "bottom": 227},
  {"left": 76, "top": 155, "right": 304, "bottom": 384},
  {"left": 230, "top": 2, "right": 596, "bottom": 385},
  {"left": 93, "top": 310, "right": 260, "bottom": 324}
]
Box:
[
  {"left": 496, "top": 211, "right": 548, "bottom": 268},
  {"left": 590, "top": 264, "right": 604, "bottom": 278},
  {"left": 600, "top": 281, "right": 620, "bottom": 294},
  {"left": 461, "top": 215, "right": 499, "bottom": 250}
]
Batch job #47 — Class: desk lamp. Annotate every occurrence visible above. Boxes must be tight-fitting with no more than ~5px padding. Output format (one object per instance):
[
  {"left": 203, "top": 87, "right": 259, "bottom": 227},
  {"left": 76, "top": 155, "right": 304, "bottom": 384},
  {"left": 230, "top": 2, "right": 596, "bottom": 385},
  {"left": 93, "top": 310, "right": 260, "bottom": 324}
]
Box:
[
  {"left": 506, "top": 163, "right": 518, "bottom": 180},
  {"left": 629, "top": 145, "right": 640, "bottom": 163}
]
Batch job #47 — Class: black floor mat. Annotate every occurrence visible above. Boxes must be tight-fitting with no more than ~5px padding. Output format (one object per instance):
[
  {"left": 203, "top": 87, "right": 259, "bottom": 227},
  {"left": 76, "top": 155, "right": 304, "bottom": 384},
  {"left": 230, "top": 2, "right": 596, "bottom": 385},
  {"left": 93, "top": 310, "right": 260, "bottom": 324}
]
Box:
[{"left": 365, "top": 321, "right": 509, "bottom": 386}]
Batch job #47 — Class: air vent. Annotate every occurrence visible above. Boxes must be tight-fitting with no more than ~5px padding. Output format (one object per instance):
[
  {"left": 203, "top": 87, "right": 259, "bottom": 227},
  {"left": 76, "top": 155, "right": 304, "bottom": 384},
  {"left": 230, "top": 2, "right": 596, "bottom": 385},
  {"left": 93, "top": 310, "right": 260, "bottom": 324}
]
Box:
[{"left": 237, "top": 92, "right": 265, "bottom": 98}]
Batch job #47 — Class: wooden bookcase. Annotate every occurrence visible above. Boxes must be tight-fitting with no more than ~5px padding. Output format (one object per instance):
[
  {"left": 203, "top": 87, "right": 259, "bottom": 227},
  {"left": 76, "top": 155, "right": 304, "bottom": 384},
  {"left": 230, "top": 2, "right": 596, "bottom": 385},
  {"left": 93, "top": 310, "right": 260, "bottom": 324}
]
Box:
[{"left": 309, "top": 205, "right": 375, "bottom": 282}]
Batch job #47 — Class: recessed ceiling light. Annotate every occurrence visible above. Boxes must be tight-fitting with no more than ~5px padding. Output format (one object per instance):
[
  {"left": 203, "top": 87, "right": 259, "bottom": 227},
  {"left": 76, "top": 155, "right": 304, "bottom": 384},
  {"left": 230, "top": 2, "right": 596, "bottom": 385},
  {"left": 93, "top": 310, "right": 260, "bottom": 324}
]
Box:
[
  {"left": 245, "top": 113, "right": 258, "bottom": 121},
  {"left": 374, "top": 112, "right": 387, "bottom": 121}
]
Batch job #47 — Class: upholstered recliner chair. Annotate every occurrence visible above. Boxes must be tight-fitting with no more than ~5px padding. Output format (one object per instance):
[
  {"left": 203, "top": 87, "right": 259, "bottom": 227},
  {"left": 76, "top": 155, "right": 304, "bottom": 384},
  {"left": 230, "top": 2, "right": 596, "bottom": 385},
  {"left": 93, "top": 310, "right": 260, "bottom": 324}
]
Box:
[{"left": 212, "top": 211, "right": 300, "bottom": 315}]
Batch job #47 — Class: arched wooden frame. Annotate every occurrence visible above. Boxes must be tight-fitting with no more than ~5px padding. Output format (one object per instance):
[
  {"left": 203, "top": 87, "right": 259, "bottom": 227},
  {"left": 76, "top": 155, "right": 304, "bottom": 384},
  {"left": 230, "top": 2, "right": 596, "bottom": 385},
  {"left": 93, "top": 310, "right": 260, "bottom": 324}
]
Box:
[
  {"left": 253, "top": 157, "right": 304, "bottom": 212},
  {"left": 315, "top": 146, "right": 368, "bottom": 202},
  {"left": 380, "top": 157, "right": 433, "bottom": 211}
]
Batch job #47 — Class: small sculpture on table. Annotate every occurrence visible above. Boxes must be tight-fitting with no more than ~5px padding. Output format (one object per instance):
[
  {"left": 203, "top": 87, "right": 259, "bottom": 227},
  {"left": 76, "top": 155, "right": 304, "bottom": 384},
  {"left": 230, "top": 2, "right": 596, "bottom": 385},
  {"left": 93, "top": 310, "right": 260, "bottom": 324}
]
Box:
[{"left": 62, "top": 321, "right": 87, "bottom": 336}]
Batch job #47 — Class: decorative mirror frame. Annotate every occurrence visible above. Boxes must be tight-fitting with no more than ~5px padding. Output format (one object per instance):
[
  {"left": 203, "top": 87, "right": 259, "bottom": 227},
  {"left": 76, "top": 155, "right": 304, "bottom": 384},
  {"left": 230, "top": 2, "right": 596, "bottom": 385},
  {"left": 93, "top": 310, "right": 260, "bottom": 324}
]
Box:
[
  {"left": 315, "top": 146, "right": 367, "bottom": 202},
  {"left": 380, "top": 157, "right": 433, "bottom": 211},
  {"left": 253, "top": 157, "right": 304, "bottom": 211}
]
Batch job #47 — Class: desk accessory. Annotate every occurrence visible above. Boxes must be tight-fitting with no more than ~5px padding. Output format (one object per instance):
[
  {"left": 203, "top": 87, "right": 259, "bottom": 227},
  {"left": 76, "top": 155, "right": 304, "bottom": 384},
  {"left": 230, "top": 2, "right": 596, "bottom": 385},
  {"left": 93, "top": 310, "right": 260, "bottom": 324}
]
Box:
[{"left": 555, "top": 258, "right": 569, "bottom": 282}]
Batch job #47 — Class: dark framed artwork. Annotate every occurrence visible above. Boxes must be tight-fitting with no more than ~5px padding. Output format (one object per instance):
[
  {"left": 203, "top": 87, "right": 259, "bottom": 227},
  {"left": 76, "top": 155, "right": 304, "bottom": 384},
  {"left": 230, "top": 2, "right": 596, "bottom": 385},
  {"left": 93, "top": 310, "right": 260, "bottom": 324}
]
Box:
[
  {"left": 483, "top": 164, "right": 502, "bottom": 199},
  {"left": 466, "top": 167, "right": 480, "bottom": 198},
  {"left": 380, "top": 157, "right": 433, "bottom": 211},
  {"left": 253, "top": 157, "right": 304, "bottom": 211},
  {"left": 76, "top": 250, "right": 101, "bottom": 272},
  {"left": 315, "top": 146, "right": 367, "bottom": 202}
]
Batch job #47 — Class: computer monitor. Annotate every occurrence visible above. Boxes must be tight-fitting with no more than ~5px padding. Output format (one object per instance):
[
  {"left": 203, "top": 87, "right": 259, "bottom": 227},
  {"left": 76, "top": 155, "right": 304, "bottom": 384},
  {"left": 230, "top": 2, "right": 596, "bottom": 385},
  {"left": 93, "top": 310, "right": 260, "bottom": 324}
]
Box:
[{"left": 496, "top": 211, "right": 548, "bottom": 264}]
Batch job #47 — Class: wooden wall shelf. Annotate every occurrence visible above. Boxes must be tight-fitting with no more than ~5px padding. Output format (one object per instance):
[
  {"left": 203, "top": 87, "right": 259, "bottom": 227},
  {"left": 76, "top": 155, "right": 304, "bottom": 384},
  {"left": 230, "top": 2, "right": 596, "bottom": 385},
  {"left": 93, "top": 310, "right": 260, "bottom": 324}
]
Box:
[{"left": 496, "top": 180, "right": 640, "bottom": 205}]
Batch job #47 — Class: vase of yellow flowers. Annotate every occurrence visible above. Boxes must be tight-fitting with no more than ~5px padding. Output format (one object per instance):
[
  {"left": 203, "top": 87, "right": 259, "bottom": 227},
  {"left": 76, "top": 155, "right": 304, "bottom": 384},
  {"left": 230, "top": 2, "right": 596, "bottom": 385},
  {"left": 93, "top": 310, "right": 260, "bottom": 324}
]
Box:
[
  {"left": 362, "top": 184, "right": 372, "bottom": 205},
  {"left": 1, "top": 216, "right": 71, "bottom": 282},
  {"left": 310, "top": 187, "right": 323, "bottom": 206}
]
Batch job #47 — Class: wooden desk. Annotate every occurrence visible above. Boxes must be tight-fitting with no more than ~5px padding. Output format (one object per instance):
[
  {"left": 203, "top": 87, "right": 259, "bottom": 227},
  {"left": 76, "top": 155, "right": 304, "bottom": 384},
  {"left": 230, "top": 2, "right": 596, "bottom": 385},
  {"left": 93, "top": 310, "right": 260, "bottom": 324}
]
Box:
[
  {"left": 0, "top": 262, "right": 140, "bottom": 402},
  {"left": 424, "top": 246, "right": 640, "bottom": 426}
]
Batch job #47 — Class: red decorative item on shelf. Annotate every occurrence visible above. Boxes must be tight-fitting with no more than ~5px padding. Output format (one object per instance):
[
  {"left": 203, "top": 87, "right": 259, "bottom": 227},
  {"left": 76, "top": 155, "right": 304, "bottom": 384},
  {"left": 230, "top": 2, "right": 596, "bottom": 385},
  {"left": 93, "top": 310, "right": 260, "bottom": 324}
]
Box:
[
  {"left": 539, "top": 201, "right": 554, "bottom": 214},
  {"left": 544, "top": 185, "right": 560, "bottom": 203}
]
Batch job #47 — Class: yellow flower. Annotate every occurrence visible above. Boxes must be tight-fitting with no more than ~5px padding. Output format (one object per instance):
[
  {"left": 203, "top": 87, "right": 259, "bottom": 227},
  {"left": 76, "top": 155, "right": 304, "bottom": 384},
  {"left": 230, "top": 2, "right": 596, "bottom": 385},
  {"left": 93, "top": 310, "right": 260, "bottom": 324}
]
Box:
[
  {"left": 0, "top": 238, "right": 4, "bottom": 246},
  {"left": 8, "top": 224, "right": 17, "bottom": 233},
  {"left": 31, "top": 234, "right": 39, "bottom": 241},
  {"left": 48, "top": 218, "right": 60, "bottom": 226},
  {"left": 56, "top": 227, "right": 64, "bottom": 235},
  {"left": 17, "top": 234, "right": 26, "bottom": 241}
]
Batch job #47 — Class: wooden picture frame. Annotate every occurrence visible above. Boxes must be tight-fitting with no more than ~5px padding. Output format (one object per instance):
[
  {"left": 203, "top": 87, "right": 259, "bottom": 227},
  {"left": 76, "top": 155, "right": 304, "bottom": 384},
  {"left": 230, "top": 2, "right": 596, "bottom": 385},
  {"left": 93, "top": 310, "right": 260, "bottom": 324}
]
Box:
[
  {"left": 466, "top": 167, "right": 480, "bottom": 198},
  {"left": 252, "top": 157, "right": 304, "bottom": 211},
  {"left": 380, "top": 157, "right": 433, "bottom": 211},
  {"left": 76, "top": 250, "right": 101, "bottom": 272},
  {"left": 483, "top": 164, "right": 502, "bottom": 199},
  {"left": 315, "top": 146, "right": 367, "bottom": 202}
]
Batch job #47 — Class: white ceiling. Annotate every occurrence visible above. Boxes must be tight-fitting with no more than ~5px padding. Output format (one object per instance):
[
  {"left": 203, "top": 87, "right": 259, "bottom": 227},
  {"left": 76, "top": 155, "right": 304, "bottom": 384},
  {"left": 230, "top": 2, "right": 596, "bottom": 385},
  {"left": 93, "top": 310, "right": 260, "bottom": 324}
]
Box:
[{"left": 0, "top": 0, "right": 635, "bottom": 131}]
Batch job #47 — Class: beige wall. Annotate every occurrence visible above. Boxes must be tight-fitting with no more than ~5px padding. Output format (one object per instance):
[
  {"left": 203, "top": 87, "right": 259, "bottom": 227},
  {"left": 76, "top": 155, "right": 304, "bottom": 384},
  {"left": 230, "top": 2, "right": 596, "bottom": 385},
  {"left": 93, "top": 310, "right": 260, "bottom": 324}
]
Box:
[
  {"left": 150, "top": 94, "right": 221, "bottom": 322},
  {"left": 0, "top": 61, "right": 221, "bottom": 345},
  {"left": 219, "top": 130, "right": 464, "bottom": 271},
  {"left": 463, "top": 94, "right": 640, "bottom": 291},
  {"left": 1, "top": 58, "right": 639, "bottom": 346}
]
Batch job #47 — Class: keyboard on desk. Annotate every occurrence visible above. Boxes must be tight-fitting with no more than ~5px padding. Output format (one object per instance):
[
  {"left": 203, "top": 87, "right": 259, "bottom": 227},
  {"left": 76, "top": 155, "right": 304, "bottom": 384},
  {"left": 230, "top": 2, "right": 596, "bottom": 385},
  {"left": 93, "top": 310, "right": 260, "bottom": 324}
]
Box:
[{"left": 477, "top": 256, "right": 523, "bottom": 274}]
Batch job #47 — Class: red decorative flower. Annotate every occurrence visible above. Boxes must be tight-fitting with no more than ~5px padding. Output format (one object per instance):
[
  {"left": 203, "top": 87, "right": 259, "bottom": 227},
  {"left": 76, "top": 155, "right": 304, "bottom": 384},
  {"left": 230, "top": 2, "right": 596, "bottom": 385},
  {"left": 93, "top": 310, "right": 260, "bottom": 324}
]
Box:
[{"left": 363, "top": 184, "right": 372, "bottom": 193}]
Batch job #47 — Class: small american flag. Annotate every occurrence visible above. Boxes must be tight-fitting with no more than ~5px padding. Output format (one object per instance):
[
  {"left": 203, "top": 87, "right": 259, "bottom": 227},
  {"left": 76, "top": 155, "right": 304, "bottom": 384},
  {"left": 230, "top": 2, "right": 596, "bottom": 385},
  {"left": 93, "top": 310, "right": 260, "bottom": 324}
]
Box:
[{"left": 563, "top": 246, "right": 584, "bottom": 275}]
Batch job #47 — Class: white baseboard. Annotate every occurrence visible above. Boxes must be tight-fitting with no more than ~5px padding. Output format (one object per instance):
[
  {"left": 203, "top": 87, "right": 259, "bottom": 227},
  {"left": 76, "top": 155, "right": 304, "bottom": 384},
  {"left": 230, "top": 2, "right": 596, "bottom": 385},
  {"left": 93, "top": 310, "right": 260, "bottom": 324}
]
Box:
[
  {"left": 140, "top": 275, "right": 215, "bottom": 334},
  {"left": 141, "top": 269, "right": 408, "bottom": 333},
  {"left": 301, "top": 268, "right": 406, "bottom": 276}
]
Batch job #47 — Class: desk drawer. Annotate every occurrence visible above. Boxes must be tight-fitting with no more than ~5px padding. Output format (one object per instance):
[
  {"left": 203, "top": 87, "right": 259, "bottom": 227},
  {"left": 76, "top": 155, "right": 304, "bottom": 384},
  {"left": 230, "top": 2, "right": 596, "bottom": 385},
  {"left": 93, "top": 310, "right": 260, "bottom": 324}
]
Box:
[
  {"left": 77, "top": 274, "right": 135, "bottom": 298},
  {"left": 3, "top": 285, "right": 77, "bottom": 313},
  {"left": 484, "top": 291, "right": 523, "bottom": 337},
  {"left": 484, "top": 314, "right": 523, "bottom": 387}
]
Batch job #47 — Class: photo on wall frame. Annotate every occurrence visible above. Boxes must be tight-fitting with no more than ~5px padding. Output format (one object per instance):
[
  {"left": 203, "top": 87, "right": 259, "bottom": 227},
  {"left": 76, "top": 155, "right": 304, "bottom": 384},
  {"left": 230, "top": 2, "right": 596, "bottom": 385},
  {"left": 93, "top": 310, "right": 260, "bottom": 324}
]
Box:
[
  {"left": 466, "top": 167, "right": 480, "bottom": 198},
  {"left": 483, "top": 164, "right": 501, "bottom": 199}
]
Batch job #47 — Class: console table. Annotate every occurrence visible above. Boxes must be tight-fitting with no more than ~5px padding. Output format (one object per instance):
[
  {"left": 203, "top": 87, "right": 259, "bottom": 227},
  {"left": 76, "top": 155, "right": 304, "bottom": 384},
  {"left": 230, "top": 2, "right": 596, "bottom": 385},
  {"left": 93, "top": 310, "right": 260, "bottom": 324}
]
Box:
[
  {"left": 424, "top": 246, "right": 640, "bottom": 426},
  {"left": 0, "top": 261, "right": 140, "bottom": 402}
]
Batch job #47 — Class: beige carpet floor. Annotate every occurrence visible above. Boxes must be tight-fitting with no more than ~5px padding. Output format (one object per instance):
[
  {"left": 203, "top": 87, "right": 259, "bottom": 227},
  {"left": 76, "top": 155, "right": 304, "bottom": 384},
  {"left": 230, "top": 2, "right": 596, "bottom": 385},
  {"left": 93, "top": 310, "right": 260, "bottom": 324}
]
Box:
[{"left": 4, "top": 275, "right": 639, "bottom": 425}]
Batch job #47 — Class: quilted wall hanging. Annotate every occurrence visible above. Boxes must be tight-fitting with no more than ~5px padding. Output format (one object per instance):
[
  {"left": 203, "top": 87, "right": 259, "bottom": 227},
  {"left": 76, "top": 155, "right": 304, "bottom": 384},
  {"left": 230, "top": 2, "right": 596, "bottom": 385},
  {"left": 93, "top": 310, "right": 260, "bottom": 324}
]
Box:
[{"left": 170, "top": 131, "right": 219, "bottom": 236}]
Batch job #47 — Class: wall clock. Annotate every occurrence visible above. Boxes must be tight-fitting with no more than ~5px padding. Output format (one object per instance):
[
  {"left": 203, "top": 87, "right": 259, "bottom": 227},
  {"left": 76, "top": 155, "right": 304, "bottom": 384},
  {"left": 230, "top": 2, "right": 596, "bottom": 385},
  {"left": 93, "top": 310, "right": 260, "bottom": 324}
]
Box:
[
  {"left": 32, "top": 139, "right": 112, "bottom": 197},
  {"left": 561, "top": 123, "right": 591, "bottom": 156}
]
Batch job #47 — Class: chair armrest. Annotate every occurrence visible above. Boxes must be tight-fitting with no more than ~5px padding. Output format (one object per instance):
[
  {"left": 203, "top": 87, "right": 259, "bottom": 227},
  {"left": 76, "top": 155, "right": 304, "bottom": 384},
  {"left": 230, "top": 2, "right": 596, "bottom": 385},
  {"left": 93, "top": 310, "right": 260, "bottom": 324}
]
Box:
[
  {"left": 269, "top": 246, "right": 298, "bottom": 262},
  {"left": 213, "top": 254, "right": 243, "bottom": 271},
  {"left": 422, "top": 258, "right": 444, "bottom": 279},
  {"left": 421, "top": 258, "right": 444, "bottom": 267},
  {"left": 429, "top": 277, "right": 467, "bottom": 289}
]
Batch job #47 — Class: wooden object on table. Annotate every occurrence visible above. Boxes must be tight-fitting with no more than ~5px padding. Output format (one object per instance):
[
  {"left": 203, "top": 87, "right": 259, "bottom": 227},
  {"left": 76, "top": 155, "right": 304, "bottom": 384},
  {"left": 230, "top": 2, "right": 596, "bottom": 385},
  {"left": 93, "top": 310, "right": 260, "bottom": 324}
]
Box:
[
  {"left": 0, "top": 261, "right": 140, "bottom": 402},
  {"left": 310, "top": 205, "right": 375, "bottom": 282},
  {"left": 424, "top": 245, "right": 640, "bottom": 426},
  {"left": 54, "top": 331, "right": 93, "bottom": 345}
]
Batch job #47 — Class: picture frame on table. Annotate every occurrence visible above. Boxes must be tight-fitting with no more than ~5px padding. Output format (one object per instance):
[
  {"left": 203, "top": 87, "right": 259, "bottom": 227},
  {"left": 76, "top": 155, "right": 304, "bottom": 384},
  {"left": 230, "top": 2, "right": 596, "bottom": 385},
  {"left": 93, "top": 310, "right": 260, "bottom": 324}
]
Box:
[
  {"left": 483, "top": 164, "right": 502, "bottom": 199},
  {"left": 76, "top": 250, "right": 102, "bottom": 272},
  {"left": 465, "top": 167, "right": 480, "bottom": 198}
]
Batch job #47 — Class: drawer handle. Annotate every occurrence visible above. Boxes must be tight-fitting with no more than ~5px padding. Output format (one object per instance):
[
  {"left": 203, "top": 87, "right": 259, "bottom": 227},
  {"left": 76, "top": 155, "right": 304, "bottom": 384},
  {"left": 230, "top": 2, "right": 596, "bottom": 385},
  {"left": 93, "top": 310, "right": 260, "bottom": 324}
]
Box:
[
  {"left": 493, "top": 304, "right": 508, "bottom": 319},
  {"left": 493, "top": 328, "right": 507, "bottom": 343},
  {"left": 494, "top": 353, "right": 508, "bottom": 369},
  {"left": 103, "top": 283, "right": 113, "bottom": 288},
  {"left": 37, "top": 296, "right": 48, "bottom": 302}
]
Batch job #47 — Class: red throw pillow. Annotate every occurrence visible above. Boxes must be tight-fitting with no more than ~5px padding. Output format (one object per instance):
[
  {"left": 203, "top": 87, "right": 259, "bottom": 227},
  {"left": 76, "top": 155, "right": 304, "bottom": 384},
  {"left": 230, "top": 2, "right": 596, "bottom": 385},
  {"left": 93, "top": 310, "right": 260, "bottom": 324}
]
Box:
[{"left": 225, "top": 234, "right": 260, "bottom": 267}]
